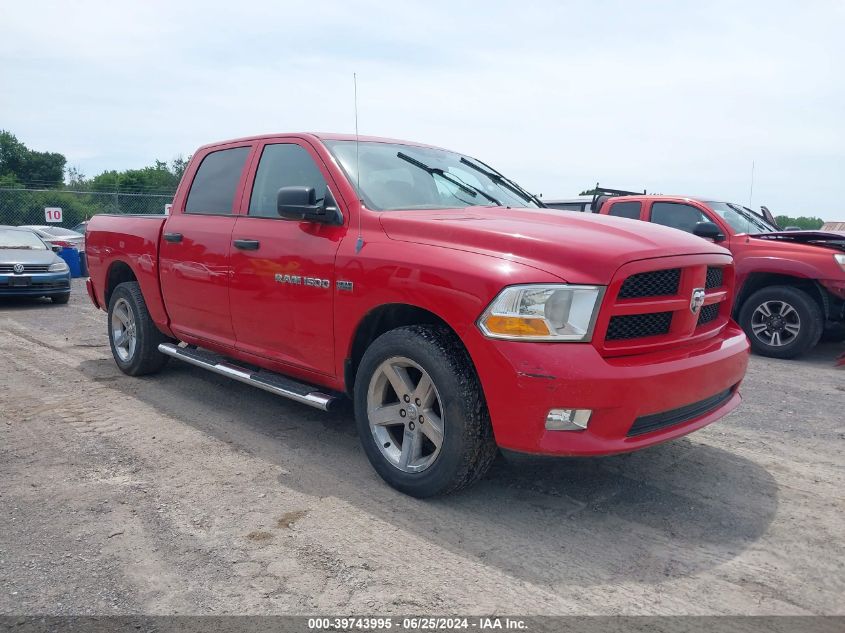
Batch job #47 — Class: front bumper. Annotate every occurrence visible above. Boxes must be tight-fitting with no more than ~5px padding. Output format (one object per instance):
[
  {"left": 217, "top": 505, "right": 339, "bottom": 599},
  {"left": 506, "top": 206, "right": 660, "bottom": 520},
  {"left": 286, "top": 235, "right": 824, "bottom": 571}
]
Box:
[
  {"left": 469, "top": 322, "right": 749, "bottom": 455},
  {"left": 0, "top": 272, "right": 72, "bottom": 296}
]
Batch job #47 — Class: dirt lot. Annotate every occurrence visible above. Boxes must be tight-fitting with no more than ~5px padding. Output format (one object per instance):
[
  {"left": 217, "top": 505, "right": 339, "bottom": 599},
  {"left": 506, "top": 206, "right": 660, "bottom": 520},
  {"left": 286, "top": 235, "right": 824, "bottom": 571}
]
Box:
[{"left": 1, "top": 279, "right": 843, "bottom": 616}]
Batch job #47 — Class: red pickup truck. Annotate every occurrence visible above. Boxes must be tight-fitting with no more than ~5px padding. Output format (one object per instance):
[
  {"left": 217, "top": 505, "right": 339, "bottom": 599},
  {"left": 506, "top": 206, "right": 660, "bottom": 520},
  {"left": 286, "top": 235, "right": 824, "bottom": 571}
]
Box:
[
  {"left": 549, "top": 191, "right": 845, "bottom": 358},
  {"left": 86, "top": 133, "right": 749, "bottom": 496}
]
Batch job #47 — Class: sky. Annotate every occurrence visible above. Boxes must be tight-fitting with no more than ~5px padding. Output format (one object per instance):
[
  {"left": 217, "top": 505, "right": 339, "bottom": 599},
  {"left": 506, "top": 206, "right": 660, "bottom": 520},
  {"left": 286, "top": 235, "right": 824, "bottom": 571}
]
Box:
[{"left": 2, "top": 1, "right": 844, "bottom": 220}]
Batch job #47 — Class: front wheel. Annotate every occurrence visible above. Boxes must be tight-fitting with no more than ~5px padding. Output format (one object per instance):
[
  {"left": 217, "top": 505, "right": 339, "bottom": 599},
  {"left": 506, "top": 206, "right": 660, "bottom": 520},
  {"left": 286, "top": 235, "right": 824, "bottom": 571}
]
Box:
[
  {"left": 107, "top": 281, "right": 170, "bottom": 376},
  {"left": 50, "top": 293, "right": 70, "bottom": 304},
  {"left": 354, "top": 325, "right": 497, "bottom": 497},
  {"left": 739, "top": 285, "right": 823, "bottom": 359}
]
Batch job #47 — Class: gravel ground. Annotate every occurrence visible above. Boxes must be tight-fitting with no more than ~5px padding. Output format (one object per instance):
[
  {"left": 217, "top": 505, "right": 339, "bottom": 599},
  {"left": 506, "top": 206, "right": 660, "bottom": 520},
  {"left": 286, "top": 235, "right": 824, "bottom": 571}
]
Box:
[{"left": 0, "top": 279, "right": 843, "bottom": 616}]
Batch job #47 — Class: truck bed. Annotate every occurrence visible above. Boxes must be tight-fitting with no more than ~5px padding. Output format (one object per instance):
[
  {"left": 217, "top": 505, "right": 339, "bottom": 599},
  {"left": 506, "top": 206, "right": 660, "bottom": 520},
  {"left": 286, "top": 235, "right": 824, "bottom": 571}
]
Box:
[{"left": 85, "top": 214, "right": 171, "bottom": 333}]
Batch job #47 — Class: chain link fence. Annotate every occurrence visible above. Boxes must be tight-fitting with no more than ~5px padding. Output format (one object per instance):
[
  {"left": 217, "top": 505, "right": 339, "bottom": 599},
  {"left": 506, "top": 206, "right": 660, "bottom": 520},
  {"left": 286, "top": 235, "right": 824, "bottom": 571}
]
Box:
[{"left": 0, "top": 187, "right": 172, "bottom": 229}]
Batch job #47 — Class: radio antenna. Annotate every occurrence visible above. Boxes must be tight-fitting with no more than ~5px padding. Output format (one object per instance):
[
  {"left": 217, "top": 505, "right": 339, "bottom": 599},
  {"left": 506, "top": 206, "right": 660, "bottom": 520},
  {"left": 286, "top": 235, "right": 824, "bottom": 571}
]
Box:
[{"left": 354, "top": 72, "right": 364, "bottom": 253}]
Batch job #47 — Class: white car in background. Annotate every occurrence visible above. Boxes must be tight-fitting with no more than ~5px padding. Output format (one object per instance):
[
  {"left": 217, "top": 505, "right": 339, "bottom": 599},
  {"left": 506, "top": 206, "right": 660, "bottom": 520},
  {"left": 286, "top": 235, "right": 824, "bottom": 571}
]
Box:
[
  {"left": 542, "top": 196, "right": 594, "bottom": 212},
  {"left": 20, "top": 225, "right": 85, "bottom": 252}
]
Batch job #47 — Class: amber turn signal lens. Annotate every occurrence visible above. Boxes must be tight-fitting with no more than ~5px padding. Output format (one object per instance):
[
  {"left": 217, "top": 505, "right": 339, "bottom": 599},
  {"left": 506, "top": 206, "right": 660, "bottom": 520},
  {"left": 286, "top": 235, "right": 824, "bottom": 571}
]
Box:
[{"left": 483, "top": 316, "right": 551, "bottom": 337}]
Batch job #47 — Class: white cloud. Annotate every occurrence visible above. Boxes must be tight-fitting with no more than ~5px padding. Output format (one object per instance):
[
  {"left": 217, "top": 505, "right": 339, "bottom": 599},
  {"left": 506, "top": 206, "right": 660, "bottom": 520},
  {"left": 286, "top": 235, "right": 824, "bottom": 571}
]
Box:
[{"left": 1, "top": 0, "right": 843, "bottom": 219}]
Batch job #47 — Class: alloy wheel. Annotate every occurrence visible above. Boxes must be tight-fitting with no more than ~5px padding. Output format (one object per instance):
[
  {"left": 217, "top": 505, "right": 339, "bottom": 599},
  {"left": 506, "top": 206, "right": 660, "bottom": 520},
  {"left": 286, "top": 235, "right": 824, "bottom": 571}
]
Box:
[
  {"left": 366, "top": 356, "right": 445, "bottom": 473},
  {"left": 751, "top": 300, "right": 800, "bottom": 347},
  {"left": 111, "top": 297, "right": 137, "bottom": 362}
]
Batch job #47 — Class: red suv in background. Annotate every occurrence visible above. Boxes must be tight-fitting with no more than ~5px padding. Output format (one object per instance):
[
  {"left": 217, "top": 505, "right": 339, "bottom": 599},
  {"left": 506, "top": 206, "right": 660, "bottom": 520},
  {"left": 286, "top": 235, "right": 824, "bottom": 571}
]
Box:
[{"left": 551, "top": 192, "right": 845, "bottom": 358}]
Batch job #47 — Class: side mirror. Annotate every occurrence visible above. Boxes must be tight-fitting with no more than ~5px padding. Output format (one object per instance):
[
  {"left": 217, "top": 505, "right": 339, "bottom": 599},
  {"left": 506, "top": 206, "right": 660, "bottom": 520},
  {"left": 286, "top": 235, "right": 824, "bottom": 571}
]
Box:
[
  {"left": 51, "top": 244, "right": 62, "bottom": 252},
  {"left": 277, "top": 186, "right": 341, "bottom": 224},
  {"left": 693, "top": 221, "right": 726, "bottom": 242}
]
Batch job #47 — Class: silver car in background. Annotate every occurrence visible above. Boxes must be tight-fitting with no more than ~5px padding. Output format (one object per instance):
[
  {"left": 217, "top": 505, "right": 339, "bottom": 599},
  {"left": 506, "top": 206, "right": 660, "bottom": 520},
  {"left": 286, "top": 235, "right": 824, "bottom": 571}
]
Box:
[{"left": 20, "top": 225, "right": 86, "bottom": 252}]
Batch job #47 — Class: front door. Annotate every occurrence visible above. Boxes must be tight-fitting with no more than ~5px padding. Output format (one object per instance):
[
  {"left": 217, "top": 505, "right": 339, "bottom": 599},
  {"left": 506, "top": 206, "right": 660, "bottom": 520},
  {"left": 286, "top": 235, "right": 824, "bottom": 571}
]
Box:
[{"left": 229, "top": 141, "right": 346, "bottom": 376}]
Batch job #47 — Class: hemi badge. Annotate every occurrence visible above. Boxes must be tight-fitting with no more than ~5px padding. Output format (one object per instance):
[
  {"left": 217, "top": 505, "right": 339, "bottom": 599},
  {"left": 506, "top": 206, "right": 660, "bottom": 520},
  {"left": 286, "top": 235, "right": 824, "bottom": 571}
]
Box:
[{"left": 337, "top": 280, "right": 354, "bottom": 292}]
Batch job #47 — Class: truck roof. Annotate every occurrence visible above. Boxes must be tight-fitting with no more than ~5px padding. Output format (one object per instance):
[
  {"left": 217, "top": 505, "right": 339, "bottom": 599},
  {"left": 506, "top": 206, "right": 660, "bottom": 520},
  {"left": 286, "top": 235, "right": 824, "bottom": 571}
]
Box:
[
  {"left": 196, "top": 132, "right": 447, "bottom": 153},
  {"left": 599, "top": 194, "right": 714, "bottom": 204}
]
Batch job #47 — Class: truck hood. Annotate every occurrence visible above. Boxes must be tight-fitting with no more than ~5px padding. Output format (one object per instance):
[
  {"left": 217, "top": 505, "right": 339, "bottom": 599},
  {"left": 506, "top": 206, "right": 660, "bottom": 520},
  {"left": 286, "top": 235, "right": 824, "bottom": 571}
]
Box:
[
  {"left": 752, "top": 230, "right": 845, "bottom": 253},
  {"left": 379, "top": 207, "right": 729, "bottom": 284}
]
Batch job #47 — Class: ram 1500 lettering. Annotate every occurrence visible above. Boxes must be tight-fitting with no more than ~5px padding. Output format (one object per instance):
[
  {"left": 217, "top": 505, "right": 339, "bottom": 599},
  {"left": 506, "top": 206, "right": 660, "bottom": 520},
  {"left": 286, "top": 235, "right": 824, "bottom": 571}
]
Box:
[{"left": 86, "top": 133, "right": 749, "bottom": 496}]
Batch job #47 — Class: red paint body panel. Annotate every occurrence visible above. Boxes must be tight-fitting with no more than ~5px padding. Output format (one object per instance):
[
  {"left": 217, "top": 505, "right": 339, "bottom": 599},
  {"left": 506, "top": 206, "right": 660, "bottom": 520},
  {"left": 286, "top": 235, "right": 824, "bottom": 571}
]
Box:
[
  {"left": 467, "top": 323, "right": 747, "bottom": 454},
  {"left": 85, "top": 214, "right": 174, "bottom": 338},
  {"left": 86, "top": 133, "right": 751, "bottom": 457},
  {"left": 229, "top": 139, "right": 347, "bottom": 376}
]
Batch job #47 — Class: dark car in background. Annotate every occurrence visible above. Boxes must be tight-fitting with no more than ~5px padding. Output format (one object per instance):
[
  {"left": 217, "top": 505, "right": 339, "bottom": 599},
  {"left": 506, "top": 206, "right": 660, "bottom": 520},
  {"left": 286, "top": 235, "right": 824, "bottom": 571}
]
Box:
[{"left": 0, "top": 226, "right": 72, "bottom": 303}]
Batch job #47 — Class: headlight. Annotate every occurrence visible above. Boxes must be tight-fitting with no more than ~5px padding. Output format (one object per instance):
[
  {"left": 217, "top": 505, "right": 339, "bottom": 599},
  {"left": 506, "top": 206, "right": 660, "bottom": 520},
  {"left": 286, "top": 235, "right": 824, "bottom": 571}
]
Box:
[
  {"left": 48, "top": 261, "right": 69, "bottom": 272},
  {"left": 835, "top": 254, "right": 845, "bottom": 271},
  {"left": 478, "top": 284, "right": 605, "bottom": 341}
]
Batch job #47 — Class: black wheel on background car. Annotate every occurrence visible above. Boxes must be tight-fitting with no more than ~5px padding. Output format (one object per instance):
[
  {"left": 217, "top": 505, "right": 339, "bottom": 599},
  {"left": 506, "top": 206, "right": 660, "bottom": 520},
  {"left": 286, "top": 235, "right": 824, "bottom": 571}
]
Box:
[
  {"left": 107, "top": 281, "right": 170, "bottom": 376},
  {"left": 50, "top": 294, "right": 70, "bottom": 304},
  {"left": 739, "top": 285, "right": 823, "bottom": 359},
  {"left": 353, "top": 325, "right": 497, "bottom": 497}
]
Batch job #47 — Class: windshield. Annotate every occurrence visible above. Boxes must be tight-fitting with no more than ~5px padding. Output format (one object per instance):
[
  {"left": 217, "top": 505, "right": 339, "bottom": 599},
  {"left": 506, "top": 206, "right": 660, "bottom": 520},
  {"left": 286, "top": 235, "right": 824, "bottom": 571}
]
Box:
[
  {"left": 706, "top": 201, "right": 778, "bottom": 234},
  {"left": 324, "top": 140, "right": 541, "bottom": 211},
  {"left": 0, "top": 229, "right": 48, "bottom": 250}
]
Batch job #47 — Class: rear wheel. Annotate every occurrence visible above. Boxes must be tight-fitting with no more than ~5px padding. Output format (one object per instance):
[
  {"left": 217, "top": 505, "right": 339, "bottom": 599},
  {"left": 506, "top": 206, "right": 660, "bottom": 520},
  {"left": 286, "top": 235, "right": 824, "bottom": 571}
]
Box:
[
  {"left": 107, "top": 281, "right": 170, "bottom": 376},
  {"left": 354, "top": 325, "right": 497, "bottom": 497},
  {"left": 739, "top": 285, "right": 823, "bottom": 359}
]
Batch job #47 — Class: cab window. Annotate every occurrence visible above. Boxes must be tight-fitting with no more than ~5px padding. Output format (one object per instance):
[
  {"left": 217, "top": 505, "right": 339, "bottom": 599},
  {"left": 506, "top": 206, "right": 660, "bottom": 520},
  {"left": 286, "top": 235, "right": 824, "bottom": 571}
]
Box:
[
  {"left": 185, "top": 147, "right": 250, "bottom": 215},
  {"left": 650, "top": 202, "right": 711, "bottom": 233},
  {"left": 607, "top": 201, "right": 642, "bottom": 219},
  {"left": 249, "top": 144, "right": 329, "bottom": 218}
]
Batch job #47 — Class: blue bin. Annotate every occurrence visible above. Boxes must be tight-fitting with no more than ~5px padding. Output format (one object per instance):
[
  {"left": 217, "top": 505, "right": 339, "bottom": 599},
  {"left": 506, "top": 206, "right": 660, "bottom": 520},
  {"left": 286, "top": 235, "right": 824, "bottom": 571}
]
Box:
[{"left": 59, "top": 247, "right": 82, "bottom": 278}]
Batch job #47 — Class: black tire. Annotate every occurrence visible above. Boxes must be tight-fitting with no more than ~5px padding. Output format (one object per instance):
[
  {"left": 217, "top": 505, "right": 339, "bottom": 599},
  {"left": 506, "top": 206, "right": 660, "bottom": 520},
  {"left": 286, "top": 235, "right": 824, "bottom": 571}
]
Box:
[
  {"left": 50, "top": 293, "right": 70, "bottom": 304},
  {"left": 354, "top": 325, "right": 497, "bottom": 497},
  {"left": 739, "top": 285, "right": 823, "bottom": 359},
  {"left": 107, "top": 281, "right": 170, "bottom": 376}
]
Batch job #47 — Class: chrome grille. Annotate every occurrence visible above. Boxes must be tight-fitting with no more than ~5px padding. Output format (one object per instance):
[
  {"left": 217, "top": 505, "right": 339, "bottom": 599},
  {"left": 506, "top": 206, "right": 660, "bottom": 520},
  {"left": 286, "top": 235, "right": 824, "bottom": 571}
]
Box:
[
  {"left": 618, "top": 268, "right": 680, "bottom": 299},
  {"left": 0, "top": 264, "right": 51, "bottom": 273}
]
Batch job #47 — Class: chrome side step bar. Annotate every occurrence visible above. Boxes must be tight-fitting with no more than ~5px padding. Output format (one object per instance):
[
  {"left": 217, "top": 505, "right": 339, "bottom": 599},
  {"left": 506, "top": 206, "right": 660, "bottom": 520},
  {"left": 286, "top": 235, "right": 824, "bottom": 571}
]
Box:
[{"left": 157, "top": 343, "right": 339, "bottom": 411}]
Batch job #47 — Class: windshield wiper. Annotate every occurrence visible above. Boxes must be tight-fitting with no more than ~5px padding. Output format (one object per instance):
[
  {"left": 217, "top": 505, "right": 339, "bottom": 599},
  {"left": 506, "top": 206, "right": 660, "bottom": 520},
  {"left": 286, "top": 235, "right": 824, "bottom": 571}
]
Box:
[
  {"left": 397, "top": 152, "right": 501, "bottom": 206},
  {"left": 726, "top": 202, "right": 775, "bottom": 232},
  {"left": 459, "top": 157, "right": 544, "bottom": 207}
]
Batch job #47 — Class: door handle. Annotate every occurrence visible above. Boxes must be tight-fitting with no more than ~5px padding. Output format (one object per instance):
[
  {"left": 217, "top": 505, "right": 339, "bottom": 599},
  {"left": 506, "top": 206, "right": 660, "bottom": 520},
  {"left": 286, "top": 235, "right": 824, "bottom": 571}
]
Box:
[
  {"left": 163, "top": 232, "right": 183, "bottom": 243},
  {"left": 233, "top": 239, "right": 260, "bottom": 250}
]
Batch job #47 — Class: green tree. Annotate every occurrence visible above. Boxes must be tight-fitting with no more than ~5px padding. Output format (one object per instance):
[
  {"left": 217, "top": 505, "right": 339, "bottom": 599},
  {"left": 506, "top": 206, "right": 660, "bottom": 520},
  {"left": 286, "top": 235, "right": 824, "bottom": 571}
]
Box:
[
  {"left": 774, "top": 215, "right": 824, "bottom": 230},
  {"left": 0, "top": 130, "right": 65, "bottom": 187},
  {"left": 87, "top": 157, "right": 188, "bottom": 194}
]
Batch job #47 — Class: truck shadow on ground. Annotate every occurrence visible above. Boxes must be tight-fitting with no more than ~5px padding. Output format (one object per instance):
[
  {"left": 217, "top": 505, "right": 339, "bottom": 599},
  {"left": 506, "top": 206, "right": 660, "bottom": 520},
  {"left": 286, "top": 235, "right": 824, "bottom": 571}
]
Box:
[
  {"left": 78, "top": 356, "right": 780, "bottom": 588},
  {"left": 0, "top": 296, "right": 69, "bottom": 311}
]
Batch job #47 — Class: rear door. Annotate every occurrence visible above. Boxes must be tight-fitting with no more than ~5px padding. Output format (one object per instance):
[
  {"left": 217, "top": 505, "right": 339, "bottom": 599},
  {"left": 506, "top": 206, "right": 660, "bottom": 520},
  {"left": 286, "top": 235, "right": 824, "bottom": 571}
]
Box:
[
  {"left": 229, "top": 139, "right": 347, "bottom": 376},
  {"left": 159, "top": 143, "right": 253, "bottom": 347},
  {"left": 605, "top": 200, "right": 644, "bottom": 220}
]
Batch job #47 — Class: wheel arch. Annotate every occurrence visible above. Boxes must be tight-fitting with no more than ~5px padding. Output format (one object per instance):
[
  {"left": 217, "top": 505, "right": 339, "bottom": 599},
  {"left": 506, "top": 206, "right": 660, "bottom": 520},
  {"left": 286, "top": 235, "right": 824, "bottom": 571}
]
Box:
[
  {"left": 344, "top": 303, "right": 468, "bottom": 397},
  {"left": 104, "top": 260, "right": 138, "bottom": 307},
  {"left": 735, "top": 272, "right": 828, "bottom": 320}
]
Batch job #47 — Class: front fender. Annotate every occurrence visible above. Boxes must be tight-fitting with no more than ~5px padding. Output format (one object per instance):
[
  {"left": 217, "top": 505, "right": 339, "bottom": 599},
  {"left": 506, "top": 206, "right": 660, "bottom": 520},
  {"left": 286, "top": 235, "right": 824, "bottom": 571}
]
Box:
[{"left": 333, "top": 238, "right": 562, "bottom": 384}]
